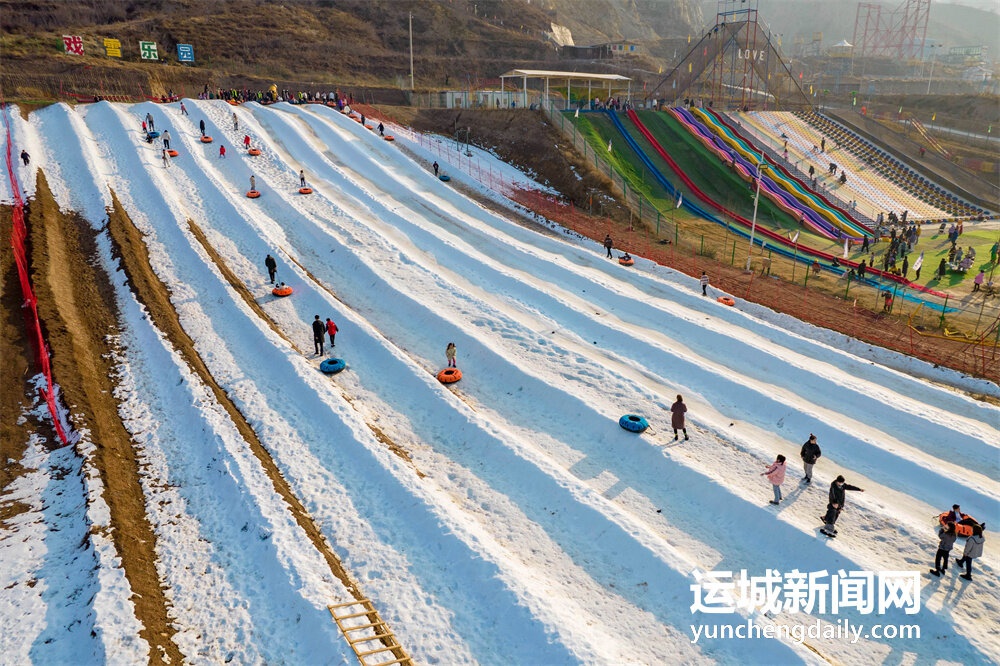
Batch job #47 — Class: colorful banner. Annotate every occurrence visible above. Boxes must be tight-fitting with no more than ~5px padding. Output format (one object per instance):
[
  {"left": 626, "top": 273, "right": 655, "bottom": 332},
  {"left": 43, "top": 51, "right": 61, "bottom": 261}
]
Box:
[
  {"left": 139, "top": 40, "right": 158, "bottom": 60},
  {"left": 62, "top": 35, "right": 84, "bottom": 55},
  {"left": 177, "top": 43, "right": 194, "bottom": 62},
  {"left": 104, "top": 38, "right": 121, "bottom": 58}
]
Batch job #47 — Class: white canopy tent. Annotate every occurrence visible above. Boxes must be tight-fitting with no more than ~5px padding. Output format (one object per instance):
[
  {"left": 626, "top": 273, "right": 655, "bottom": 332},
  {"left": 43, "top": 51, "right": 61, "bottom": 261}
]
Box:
[{"left": 497, "top": 69, "right": 632, "bottom": 110}]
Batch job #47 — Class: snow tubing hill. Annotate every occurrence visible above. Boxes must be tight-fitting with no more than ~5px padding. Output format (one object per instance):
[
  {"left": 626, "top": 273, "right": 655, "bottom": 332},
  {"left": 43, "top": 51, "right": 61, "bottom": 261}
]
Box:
[
  {"left": 271, "top": 285, "right": 293, "bottom": 297},
  {"left": 437, "top": 368, "right": 462, "bottom": 384},
  {"left": 939, "top": 512, "right": 981, "bottom": 538},
  {"left": 619, "top": 414, "right": 649, "bottom": 433},
  {"left": 320, "top": 358, "right": 346, "bottom": 375}
]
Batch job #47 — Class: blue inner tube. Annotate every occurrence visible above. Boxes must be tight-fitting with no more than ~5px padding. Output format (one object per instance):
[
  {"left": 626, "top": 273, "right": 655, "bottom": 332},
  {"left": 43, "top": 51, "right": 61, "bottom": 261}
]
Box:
[
  {"left": 147, "top": 131, "right": 160, "bottom": 139},
  {"left": 438, "top": 174, "right": 451, "bottom": 182},
  {"left": 319, "top": 358, "right": 346, "bottom": 374},
  {"left": 619, "top": 414, "right": 649, "bottom": 433}
]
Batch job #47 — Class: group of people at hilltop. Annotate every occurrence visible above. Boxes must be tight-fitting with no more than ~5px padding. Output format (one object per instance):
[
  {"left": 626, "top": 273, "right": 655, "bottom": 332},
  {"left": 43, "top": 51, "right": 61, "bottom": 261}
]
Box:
[{"left": 198, "top": 84, "right": 356, "bottom": 108}]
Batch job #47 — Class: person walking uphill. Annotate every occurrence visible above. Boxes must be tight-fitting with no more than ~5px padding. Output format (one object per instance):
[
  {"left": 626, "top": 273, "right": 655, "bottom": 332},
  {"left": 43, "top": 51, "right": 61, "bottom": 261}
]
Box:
[
  {"left": 20, "top": 150, "right": 29, "bottom": 166},
  {"left": 700, "top": 271, "right": 710, "bottom": 296},
  {"left": 954, "top": 526, "right": 985, "bottom": 581},
  {"left": 929, "top": 522, "right": 957, "bottom": 577},
  {"left": 265, "top": 253, "right": 277, "bottom": 284},
  {"left": 446, "top": 342, "right": 457, "bottom": 368},
  {"left": 604, "top": 234, "right": 614, "bottom": 259},
  {"left": 670, "top": 395, "right": 689, "bottom": 441},
  {"left": 312, "top": 315, "right": 326, "bottom": 356},
  {"left": 325, "top": 318, "right": 338, "bottom": 347},
  {"left": 820, "top": 475, "right": 864, "bottom": 537},
  {"left": 762, "top": 455, "right": 787, "bottom": 505},
  {"left": 800, "top": 434, "right": 821, "bottom": 483},
  {"left": 199, "top": 119, "right": 206, "bottom": 137}
]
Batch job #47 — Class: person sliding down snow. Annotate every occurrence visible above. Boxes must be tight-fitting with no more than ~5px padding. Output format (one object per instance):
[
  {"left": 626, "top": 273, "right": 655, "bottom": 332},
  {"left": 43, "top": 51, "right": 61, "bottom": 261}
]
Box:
[{"left": 621, "top": 252, "right": 631, "bottom": 261}]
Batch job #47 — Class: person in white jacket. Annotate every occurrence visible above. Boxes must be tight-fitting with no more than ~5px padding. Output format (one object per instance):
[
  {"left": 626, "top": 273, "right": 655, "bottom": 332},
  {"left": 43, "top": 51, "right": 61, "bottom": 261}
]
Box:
[{"left": 954, "top": 525, "right": 985, "bottom": 581}]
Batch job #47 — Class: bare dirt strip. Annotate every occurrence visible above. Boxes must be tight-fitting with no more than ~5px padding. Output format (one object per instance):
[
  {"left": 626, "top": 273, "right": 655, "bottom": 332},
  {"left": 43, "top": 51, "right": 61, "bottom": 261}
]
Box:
[
  {"left": 22, "top": 173, "right": 183, "bottom": 664},
  {"left": 0, "top": 206, "right": 39, "bottom": 526}
]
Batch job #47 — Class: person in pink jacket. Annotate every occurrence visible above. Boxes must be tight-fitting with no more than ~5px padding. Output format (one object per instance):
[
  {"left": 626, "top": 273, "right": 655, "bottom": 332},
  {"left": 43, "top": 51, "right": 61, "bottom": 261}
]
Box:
[{"left": 762, "top": 455, "right": 787, "bottom": 505}]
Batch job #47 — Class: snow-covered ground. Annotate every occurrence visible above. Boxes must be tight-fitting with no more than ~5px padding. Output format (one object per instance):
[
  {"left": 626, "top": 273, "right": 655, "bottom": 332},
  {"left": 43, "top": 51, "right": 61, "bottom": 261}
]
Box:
[{"left": 1, "top": 100, "right": 998, "bottom": 665}]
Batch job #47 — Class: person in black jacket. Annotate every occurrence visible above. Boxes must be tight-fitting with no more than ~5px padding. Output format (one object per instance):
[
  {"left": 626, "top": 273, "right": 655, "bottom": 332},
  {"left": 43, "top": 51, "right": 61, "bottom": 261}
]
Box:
[
  {"left": 800, "top": 434, "right": 821, "bottom": 483},
  {"left": 930, "top": 522, "right": 957, "bottom": 576},
  {"left": 265, "top": 254, "right": 277, "bottom": 284},
  {"left": 820, "top": 475, "right": 864, "bottom": 537},
  {"left": 312, "top": 315, "right": 326, "bottom": 355}
]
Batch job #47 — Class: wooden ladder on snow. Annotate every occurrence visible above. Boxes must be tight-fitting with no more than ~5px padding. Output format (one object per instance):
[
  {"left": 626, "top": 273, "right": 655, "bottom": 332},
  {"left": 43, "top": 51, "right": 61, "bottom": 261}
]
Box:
[{"left": 328, "top": 599, "right": 413, "bottom": 666}]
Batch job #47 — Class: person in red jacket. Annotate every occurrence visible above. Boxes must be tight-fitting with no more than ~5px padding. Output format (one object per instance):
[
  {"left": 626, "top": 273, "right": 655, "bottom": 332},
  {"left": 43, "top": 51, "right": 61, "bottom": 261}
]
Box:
[
  {"left": 243, "top": 134, "right": 251, "bottom": 150},
  {"left": 325, "top": 318, "right": 338, "bottom": 347}
]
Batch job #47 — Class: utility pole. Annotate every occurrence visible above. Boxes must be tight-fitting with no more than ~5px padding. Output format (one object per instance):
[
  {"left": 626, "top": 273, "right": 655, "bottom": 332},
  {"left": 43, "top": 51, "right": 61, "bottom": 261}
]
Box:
[
  {"left": 746, "top": 158, "right": 768, "bottom": 271},
  {"left": 409, "top": 12, "right": 415, "bottom": 91}
]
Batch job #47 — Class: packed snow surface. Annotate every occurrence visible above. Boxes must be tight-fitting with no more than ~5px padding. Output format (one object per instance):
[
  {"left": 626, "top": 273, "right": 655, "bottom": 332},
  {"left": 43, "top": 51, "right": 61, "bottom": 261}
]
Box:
[{"left": 1, "top": 100, "right": 997, "bottom": 665}]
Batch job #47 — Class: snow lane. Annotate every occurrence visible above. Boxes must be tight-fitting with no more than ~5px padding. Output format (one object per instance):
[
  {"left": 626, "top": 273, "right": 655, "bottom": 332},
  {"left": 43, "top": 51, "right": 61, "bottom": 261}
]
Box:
[{"left": 0, "top": 436, "right": 109, "bottom": 663}]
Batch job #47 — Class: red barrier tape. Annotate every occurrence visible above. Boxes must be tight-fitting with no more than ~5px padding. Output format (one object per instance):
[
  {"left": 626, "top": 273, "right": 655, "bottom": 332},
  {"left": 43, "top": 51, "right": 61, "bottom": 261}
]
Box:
[{"left": 2, "top": 101, "right": 71, "bottom": 446}]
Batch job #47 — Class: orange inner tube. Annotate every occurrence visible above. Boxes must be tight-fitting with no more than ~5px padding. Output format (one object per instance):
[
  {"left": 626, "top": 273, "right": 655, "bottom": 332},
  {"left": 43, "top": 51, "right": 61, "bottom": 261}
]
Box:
[
  {"left": 939, "top": 512, "right": 978, "bottom": 538},
  {"left": 248, "top": 148, "right": 261, "bottom": 156},
  {"left": 246, "top": 190, "right": 261, "bottom": 199},
  {"left": 272, "top": 286, "right": 293, "bottom": 297},
  {"left": 437, "top": 368, "right": 462, "bottom": 384},
  {"left": 717, "top": 296, "right": 735, "bottom": 306},
  {"left": 298, "top": 187, "right": 313, "bottom": 194},
  {"left": 384, "top": 135, "right": 395, "bottom": 141},
  {"left": 200, "top": 136, "right": 213, "bottom": 143},
  {"left": 166, "top": 149, "right": 179, "bottom": 157},
  {"left": 618, "top": 257, "right": 634, "bottom": 266}
]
